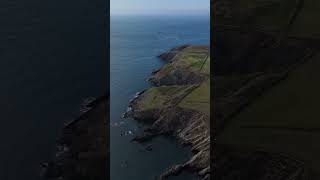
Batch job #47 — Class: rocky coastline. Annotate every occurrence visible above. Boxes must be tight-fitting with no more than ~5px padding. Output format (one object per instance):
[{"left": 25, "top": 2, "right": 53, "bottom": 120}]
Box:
[
  {"left": 124, "top": 45, "right": 210, "bottom": 180},
  {"left": 131, "top": 29, "right": 317, "bottom": 180}
]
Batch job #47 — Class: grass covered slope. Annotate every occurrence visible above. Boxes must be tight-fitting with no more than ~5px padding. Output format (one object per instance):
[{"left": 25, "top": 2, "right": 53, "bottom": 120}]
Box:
[
  {"left": 179, "top": 80, "right": 210, "bottom": 120},
  {"left": 127, "top": 85, "right": 198, "bottom": 122},
  {"left": 137, "top": 85, "right": 197, "bottom": 111},
  {"left": 150, "top": 45, "right": 210, "bottom": 86},
  {"left": 126, "top": 45, "right": 210, "bottom": 180},
  {"left": 132, "top": 80, "right": 210, "bottom": 121}
]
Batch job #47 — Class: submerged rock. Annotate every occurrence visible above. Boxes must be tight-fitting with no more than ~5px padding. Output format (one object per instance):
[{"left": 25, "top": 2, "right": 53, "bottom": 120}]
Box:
[{"left": 145, "top": 144, "right": 153, "bottom": 152}]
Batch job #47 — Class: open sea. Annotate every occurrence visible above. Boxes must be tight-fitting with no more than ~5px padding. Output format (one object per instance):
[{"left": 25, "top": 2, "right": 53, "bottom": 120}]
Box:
[
  {"left": 110, "top": 15, "right": 209, "bottom": 180},
  {"left": 0, "top": 1, "right": 106, "bottom": 179}
]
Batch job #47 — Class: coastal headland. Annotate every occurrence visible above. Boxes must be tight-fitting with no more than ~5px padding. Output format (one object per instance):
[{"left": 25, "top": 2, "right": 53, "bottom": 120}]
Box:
[{"left": 124, "top": 45, "right": 210, "bottom": 180}]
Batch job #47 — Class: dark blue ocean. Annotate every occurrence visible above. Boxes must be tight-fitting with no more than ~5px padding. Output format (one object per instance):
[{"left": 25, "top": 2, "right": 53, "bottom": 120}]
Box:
[
  {"left": 0, "top": 1, "right": 106, "bottom": 180},
  {"left": 110, "top": 15, "right": 209, "bottom": 180}
]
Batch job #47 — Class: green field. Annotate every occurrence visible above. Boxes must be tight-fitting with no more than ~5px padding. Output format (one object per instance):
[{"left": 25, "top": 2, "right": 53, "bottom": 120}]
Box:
[
  {"left": 137, "top": 46, "right": 210, "bottom": 125},
  {"left": 137, "top": 85, "right": 195, "bottom": 111},
  {"left": 174, "top": 46, "right": 210, "bottom": 75},
  {"left": 139, "top": 81, "right": 210, "bottom": 118},
  {"left": 179, "top": 80, "right": 210, "bottom": 117}
]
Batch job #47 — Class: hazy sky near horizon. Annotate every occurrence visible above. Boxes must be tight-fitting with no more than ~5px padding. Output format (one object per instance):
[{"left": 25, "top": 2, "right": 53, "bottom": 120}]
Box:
[{"left": 111, "top": 0, "right": 210, "bottom": 15}]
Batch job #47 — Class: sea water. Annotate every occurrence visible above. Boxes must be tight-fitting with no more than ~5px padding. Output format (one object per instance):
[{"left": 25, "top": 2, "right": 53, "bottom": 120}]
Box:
[{"left": 110, "top": 15, "right": 209, "bottom": 180}]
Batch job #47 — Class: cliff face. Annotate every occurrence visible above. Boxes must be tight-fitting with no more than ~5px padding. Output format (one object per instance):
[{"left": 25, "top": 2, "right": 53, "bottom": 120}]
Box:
[{"left": 125, "top": 45, "right": 210, "bottom": 180}]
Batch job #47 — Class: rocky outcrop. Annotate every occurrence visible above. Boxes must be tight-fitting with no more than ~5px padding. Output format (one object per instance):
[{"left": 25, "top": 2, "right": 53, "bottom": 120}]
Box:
[
  {"left": 128, "top": 97, "right": 210, "bottom": 180},
  {"left": 157, "top": 45, "right": 190, "bottom": 61}
]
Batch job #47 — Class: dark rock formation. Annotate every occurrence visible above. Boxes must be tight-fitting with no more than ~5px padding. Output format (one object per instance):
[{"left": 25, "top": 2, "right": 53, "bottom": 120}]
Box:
[{"left": 157, "top": 45, "right": 190, "bottom": 61}]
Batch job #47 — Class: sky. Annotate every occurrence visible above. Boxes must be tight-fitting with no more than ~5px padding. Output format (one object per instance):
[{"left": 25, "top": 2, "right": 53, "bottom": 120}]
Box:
[{"left": 110, "top": 0, "right": 210, "bottom": 16}]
